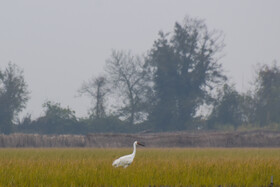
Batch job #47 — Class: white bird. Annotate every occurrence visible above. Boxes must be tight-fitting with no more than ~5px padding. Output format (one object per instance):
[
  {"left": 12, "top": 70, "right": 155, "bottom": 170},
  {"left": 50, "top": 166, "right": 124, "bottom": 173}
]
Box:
[{"left": 112, "top": 141, "right": 145, "bottom": 168}]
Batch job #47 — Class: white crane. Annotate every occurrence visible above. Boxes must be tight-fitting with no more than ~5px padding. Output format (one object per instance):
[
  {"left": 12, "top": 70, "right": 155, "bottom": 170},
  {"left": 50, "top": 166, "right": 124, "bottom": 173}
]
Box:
[{"left": 112, "top": 141, "right": 145, "bottom": 168}]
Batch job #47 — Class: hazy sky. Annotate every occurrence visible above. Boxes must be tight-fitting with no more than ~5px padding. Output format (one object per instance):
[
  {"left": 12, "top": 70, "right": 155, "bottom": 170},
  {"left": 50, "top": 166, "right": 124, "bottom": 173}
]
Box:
[{"left": 1, "top": 0, "right": 280, "bottom": 119}]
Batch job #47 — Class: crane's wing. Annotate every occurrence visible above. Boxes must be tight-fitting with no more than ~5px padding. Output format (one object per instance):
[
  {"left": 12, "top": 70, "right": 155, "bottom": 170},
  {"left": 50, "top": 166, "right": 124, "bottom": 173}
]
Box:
[
  {"left": 112, "top": 154, "right": 134, "bottom": 168},
  {"left": 112, "top": 158, "right": 121, "bottom": 167}
]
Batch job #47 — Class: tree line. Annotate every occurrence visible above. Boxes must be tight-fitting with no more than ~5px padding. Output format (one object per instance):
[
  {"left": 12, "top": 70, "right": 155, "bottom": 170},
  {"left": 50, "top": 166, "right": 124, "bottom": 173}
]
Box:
[{"left": 1, "top": 16, "right": 280, "bottom": 134}]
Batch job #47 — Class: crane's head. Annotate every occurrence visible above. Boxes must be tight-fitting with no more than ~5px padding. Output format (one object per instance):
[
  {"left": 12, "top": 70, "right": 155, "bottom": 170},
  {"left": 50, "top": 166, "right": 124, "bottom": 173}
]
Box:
[{"left": 136, "top": 141, "right": 145, "bottom": 146}]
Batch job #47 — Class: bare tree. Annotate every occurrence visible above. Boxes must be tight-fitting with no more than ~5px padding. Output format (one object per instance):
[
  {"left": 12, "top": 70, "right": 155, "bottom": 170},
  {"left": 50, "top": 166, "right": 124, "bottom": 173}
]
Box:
[
  {"left": 79, "top": 76, "right": 109, "bottom": 119},
  {"left": 105, "top": 50, "right": 151, "bottom": 125}
]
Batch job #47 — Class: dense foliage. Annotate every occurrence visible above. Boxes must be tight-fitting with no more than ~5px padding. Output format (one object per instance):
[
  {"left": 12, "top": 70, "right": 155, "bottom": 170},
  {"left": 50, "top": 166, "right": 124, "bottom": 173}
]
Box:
[
  {"left": 1, "top": 16, "right": 280, "bottom": 134},
  {"left": 0, "top": 63, "right": 29, "bottom": 134},
  {"left": 146, "top": 18, "right": 226, "bottom": 130}
]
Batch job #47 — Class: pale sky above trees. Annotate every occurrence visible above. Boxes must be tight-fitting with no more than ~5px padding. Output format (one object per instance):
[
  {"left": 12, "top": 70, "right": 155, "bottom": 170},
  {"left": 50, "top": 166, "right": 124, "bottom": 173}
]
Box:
[{"left": 0, "top": 0, "right": 279, "bottom": 119}]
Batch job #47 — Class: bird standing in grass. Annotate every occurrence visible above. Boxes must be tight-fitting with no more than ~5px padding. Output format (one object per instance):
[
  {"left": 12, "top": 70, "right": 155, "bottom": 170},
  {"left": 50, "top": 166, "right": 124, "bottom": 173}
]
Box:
[{"left": 112, "top": 141, "right": 145, "bottom": 168}]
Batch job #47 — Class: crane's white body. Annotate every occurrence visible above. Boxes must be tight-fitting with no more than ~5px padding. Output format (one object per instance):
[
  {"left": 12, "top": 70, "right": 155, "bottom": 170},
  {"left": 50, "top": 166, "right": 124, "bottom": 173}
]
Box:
[{"left": 112, "top": 141, "right": 144, "bottom": 168}]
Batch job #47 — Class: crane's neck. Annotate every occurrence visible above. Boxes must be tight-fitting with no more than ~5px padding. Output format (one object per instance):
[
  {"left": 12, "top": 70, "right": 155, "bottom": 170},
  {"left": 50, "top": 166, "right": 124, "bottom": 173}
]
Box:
[{"left": 132, "top": 142, "right": 137, "bottom": 158}]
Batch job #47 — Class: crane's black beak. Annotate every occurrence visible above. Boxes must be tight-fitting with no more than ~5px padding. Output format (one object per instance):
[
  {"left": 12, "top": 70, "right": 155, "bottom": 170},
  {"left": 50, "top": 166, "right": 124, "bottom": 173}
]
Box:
[{"left": 137, "top": 142, "right": 145, "bottom": 146}]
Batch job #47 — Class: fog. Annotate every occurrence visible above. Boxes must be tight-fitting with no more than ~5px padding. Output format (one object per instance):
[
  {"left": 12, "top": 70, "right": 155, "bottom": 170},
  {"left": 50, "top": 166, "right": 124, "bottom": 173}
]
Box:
[{"left": 0, "top": 0, "right": 279, "bottom": 119}]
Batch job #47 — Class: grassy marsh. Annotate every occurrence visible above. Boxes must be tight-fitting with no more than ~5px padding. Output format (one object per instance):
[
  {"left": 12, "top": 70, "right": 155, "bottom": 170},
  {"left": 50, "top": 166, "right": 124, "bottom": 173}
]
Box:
[{"left": 0, "top": 148, "right": 279, "bottom": 186}]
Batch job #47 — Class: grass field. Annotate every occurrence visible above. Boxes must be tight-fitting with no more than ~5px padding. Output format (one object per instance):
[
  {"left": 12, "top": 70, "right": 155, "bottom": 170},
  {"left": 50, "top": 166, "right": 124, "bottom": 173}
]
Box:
[{"left": 0, "top": 148, "right": 279, "bottom": 186}]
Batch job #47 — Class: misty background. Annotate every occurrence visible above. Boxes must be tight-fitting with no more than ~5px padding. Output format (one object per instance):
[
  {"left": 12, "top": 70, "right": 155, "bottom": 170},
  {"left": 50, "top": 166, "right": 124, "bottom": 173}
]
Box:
[{"left": 1, "top": 0, "right": 280, "bottom": 120}]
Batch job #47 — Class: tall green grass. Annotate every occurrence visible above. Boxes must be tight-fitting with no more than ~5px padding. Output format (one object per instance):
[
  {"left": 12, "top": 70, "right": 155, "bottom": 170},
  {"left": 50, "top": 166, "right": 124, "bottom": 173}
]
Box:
[{"left": 0, "top": 148, "right": 279, "bottom": 186}]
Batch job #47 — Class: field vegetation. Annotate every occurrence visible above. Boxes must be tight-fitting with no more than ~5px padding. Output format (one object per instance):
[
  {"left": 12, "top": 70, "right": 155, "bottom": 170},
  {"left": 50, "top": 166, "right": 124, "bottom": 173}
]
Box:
[{"left": 0, "top": 148, "right": 279, "bottom": 186}]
